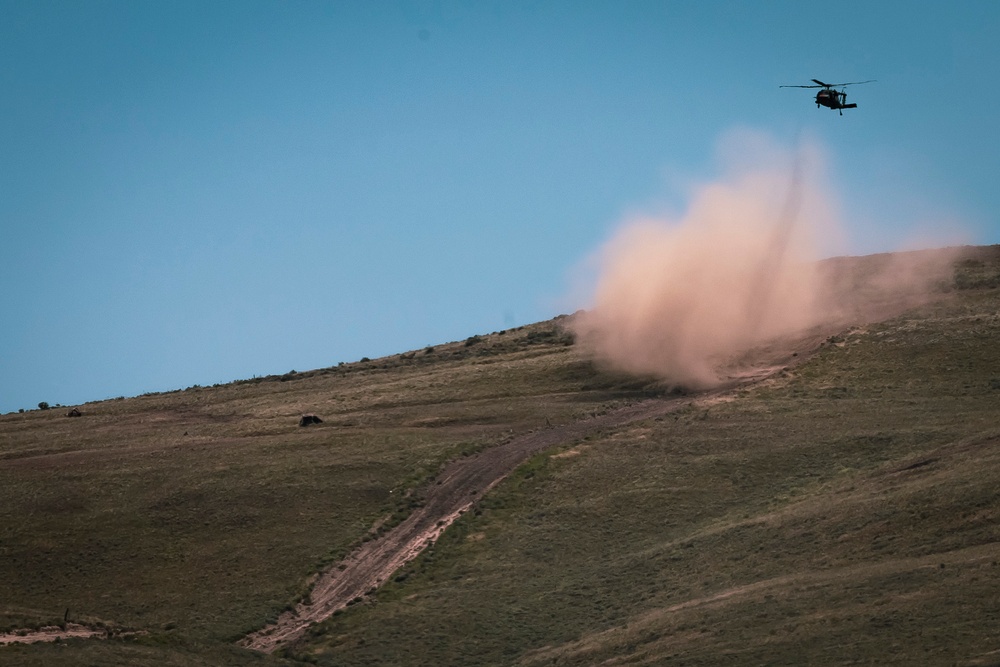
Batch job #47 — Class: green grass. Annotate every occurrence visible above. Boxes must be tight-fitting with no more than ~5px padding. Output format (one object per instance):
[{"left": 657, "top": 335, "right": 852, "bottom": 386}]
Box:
[{"left": 4, "top": 248, "right": 1000, "bottom": 666}]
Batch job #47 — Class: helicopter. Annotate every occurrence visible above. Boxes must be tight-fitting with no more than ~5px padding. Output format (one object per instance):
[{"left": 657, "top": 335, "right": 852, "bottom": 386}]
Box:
[{"left": 780, "top": 79, "right": 875, "bottom": 115}]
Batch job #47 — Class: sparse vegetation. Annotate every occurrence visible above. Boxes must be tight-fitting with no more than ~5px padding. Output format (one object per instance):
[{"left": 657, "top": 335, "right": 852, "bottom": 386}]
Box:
[
  {"left": 0, "top": 319, "right": 634, "bottom": 665},
  {"left": 2, "top": 247, "right": 1000, "bottom": 666}
]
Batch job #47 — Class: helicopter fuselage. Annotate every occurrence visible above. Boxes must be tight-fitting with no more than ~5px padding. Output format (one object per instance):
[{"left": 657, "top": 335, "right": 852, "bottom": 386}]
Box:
[{"left": 815, "top": 88, "right": 857, "bottom": 110}]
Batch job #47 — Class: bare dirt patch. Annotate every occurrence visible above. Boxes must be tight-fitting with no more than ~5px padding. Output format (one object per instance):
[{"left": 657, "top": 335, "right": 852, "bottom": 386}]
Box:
[
  {"left": 0, "top": 623, "right": 123, "bottom": 645},
  {"left": 550, "top": 448, "right": 584, "bottom": 459}
]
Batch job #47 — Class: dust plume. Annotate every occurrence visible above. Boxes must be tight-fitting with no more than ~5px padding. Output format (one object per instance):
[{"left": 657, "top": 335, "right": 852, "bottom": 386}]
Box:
[{"left": 570, "top": 131, "right": 957, "bottom": 388}]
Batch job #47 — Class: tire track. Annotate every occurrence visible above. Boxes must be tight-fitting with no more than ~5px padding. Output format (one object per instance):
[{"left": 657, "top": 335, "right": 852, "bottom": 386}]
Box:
[{"left": 240, "top": 380, "right": 757, "bottom": 653}]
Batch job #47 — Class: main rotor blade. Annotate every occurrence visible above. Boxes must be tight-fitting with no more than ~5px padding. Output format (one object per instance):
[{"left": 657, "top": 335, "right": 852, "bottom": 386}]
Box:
[
  {"left": 780, "top": 84, "right": 822, "bottom": 88},
  {"left": 826, "top": 79, "right": 876, "bottom": 87},
  {"left": 811, "top": 79, "right": 832, "bottom": 87}
]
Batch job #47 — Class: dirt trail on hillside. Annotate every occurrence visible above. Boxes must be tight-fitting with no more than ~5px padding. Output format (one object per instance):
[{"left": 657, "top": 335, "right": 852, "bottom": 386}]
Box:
[
  {"left": 240, "top": 398, "right": 701, "bottom": 653},
  {"left": 0, "top": 624, "right": 135, "bottom": 645},
  {"left": 240, "top": 334, "right": 825, "bottom": 654}
]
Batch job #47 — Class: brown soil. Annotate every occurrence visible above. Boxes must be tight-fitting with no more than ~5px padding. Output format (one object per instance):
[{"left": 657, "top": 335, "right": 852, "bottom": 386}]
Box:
[{"left": 0, "top": 623, "right": 108, "bottom": 645}]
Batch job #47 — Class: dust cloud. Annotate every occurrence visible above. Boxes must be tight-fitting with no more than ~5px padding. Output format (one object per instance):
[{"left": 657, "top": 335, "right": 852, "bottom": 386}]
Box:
[{"left": 570, "top": 132, "right": 958, "bottom": 388}]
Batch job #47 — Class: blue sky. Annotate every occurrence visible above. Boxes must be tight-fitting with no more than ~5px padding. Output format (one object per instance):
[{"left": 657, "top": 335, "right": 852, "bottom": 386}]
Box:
[{"left": 2, "top": 1, "right": 998, "bottom": 413}]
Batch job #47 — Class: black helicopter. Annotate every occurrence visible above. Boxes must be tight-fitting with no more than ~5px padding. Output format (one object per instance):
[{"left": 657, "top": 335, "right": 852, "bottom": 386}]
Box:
[{"left": 780, "top": 79, "right": 875, "bottom": 115}]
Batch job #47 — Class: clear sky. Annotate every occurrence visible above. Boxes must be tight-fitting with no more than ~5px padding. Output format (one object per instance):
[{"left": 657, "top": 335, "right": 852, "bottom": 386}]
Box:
[{"left": 2, "top": 1, "right": 998, "bottom": 413}]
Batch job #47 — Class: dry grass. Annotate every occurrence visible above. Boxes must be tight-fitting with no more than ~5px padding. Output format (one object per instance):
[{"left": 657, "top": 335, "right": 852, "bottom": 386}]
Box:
[
  {"left": 289, "top": 247, "right": 1000, "bottom": 667},
  {"left": 3, "top": 247, "right": 1000, "bottom": 666},
  {"left": 1, "top": 319, "right": 654, "bottom": 665}
]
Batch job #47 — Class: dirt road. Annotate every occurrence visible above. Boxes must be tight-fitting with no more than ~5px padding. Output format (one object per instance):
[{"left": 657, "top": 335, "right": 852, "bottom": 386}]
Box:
[
  {"left": 0, "top": 624, "right": 110, "bottom": 645},
  {"left": 239, "top": 362, "right": 789, "bottom": 653}
]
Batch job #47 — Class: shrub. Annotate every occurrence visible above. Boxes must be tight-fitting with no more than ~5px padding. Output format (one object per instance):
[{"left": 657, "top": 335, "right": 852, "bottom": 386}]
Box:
[{"left": 38, "top": 401, "right": 50, "bottom": 410}]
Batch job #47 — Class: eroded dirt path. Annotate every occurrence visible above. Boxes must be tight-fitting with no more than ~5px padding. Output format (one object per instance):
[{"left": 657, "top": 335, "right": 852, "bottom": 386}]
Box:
[
  {"left": 239, "top": 359, "right": 793, "bottom": 653},
  {"left": 0, "top": 624, "right": 115, "bottom": 645}
]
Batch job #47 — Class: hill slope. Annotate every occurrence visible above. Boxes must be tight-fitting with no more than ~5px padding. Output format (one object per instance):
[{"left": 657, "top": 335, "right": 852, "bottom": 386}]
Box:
[{"left": 3, "top": 246, "right": 1000, "bottom": 666}]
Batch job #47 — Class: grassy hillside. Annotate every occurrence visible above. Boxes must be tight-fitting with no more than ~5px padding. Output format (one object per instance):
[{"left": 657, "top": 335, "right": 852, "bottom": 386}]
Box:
[
  {"left": 292, "top": 247, "right": 1000, "bottom": 666},
  {"left": 0, "top": 318, "right": 654, "bottom": 665},
  {"left": 3, "top": 246, "right": 1000, "bottom": 665}
]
